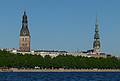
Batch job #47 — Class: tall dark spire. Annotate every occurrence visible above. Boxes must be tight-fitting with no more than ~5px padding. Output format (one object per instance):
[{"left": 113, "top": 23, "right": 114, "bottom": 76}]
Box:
[
  {"left": 20, "top": 11, "right": 30, "bottom": 36},
  {"left": 22, "top": 11, "right": 28, "bottom": 23},
  {"left": 93, "top": 16, "right": 101, "bottom": 54}
]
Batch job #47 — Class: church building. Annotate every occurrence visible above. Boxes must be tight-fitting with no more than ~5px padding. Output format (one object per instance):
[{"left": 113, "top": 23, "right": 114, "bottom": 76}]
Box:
[{"left": 19, "top": 11, "right": 30, "bottom": 52}]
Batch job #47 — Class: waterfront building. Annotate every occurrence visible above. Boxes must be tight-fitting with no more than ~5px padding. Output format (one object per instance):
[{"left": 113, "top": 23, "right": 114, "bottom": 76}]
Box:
[{"left": 19, "top": 11, "right": 30, "bottom": 52}]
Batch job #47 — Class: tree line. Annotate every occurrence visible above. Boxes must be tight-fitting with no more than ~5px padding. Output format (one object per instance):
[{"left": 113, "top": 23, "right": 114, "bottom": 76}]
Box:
[{"left": 0, "top": 50, "right": 120, "bottom": 69}]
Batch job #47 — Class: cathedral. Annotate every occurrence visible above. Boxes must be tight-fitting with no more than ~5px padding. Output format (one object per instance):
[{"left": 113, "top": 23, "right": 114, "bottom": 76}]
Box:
[{"left": 19, "top": 11, "right": 30, "bottom": 52}]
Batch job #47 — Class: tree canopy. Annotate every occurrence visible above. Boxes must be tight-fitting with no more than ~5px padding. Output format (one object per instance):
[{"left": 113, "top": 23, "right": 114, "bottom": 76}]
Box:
[{"left": 0, "top": 50, "right": 120, "bottom": 69}]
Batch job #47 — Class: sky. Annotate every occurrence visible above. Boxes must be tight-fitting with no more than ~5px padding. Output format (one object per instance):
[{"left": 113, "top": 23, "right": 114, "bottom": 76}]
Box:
[{"left": 0, "top": 0, "right": 120, "bottom": 56}]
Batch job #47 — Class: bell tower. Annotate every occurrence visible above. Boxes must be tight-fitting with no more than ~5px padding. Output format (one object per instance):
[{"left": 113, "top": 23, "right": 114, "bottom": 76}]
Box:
[{"left": 19, "top": 11, "right": 30, "bottom": 52}]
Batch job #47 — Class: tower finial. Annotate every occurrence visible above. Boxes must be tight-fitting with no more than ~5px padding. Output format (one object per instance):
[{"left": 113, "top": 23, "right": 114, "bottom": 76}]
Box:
[
  {"left": 96, "top": 15, "right": 99, "bottom": 25},
  {"left": 24, "top": 11, "right": 26, "bottom": 15}
]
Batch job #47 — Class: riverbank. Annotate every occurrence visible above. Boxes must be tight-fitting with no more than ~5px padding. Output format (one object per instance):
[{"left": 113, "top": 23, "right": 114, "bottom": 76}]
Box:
[{"left": 0, "top": 68, "right": 120, "bottom": 72}]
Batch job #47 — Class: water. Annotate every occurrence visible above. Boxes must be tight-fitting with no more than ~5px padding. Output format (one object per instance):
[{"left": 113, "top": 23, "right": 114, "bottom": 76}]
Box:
[{"left": 0, "top": 72, "right": 120, "bottom": 81}]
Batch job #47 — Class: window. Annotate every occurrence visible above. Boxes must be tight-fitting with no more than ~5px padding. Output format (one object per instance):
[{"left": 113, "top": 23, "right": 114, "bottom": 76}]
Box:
[
  {"left": 22, "top": 38, "right": 27, "bottom": 42},
  {"left": 25, "top": 43, "right": 27, "bottom": 47},
  {"left": 22, "top": 38, "right": 24, "bottom": 41},
  {"left": 25, "top": 38, "right": 27, "bottom": 42}
]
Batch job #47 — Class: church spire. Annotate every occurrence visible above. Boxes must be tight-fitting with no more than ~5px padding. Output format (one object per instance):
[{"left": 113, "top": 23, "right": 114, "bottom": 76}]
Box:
[
  {"left": 20, "top": 11, "right": 30, "bottom": 36},
  {"left": 93, "top": 16, "right": 101, "bottom": 54},
  {"left": 22, "top": 11, "right": 28, "bottom": 24}
]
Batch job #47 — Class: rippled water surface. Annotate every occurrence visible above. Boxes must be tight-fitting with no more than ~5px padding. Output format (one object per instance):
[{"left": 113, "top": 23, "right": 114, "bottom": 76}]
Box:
[{"left": 0, "top": 72, "right": 120, "bottom": 81}]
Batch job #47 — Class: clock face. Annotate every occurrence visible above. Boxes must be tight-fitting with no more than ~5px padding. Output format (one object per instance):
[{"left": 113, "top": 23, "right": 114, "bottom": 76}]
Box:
[{"left": 23, "top": 32, "right": 26, "bottom": 35}]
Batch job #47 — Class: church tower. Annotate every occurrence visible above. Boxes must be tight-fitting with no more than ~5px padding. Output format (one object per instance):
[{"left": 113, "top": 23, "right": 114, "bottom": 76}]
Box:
[
  {"left": 19, "top": 11, "right": 30, "bottom": 52},
  {"left": 93, "top": 16, "right": 101, "bottom": 54}
]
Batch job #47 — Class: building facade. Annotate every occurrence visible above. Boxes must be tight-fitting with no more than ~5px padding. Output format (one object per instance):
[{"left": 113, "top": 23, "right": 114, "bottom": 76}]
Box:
[{"left": 19, "top": 11, "right": 30, "bottom": 52}]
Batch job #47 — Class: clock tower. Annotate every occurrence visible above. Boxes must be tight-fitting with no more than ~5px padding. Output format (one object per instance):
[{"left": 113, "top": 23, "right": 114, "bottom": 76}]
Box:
[{"left": 19, "top": 11, "right": 30, "bottom": 52}]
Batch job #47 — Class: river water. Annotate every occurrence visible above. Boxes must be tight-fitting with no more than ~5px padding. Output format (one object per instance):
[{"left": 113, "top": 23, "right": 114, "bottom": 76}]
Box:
[{"left": 0, "top": 72, "right": 120, "bottom": 81}]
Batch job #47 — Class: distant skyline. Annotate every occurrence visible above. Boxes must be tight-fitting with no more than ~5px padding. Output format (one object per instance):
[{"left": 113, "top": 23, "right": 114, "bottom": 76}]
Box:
[{"left": 0, "top": 0, "right": 120, "bottom": 56}]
